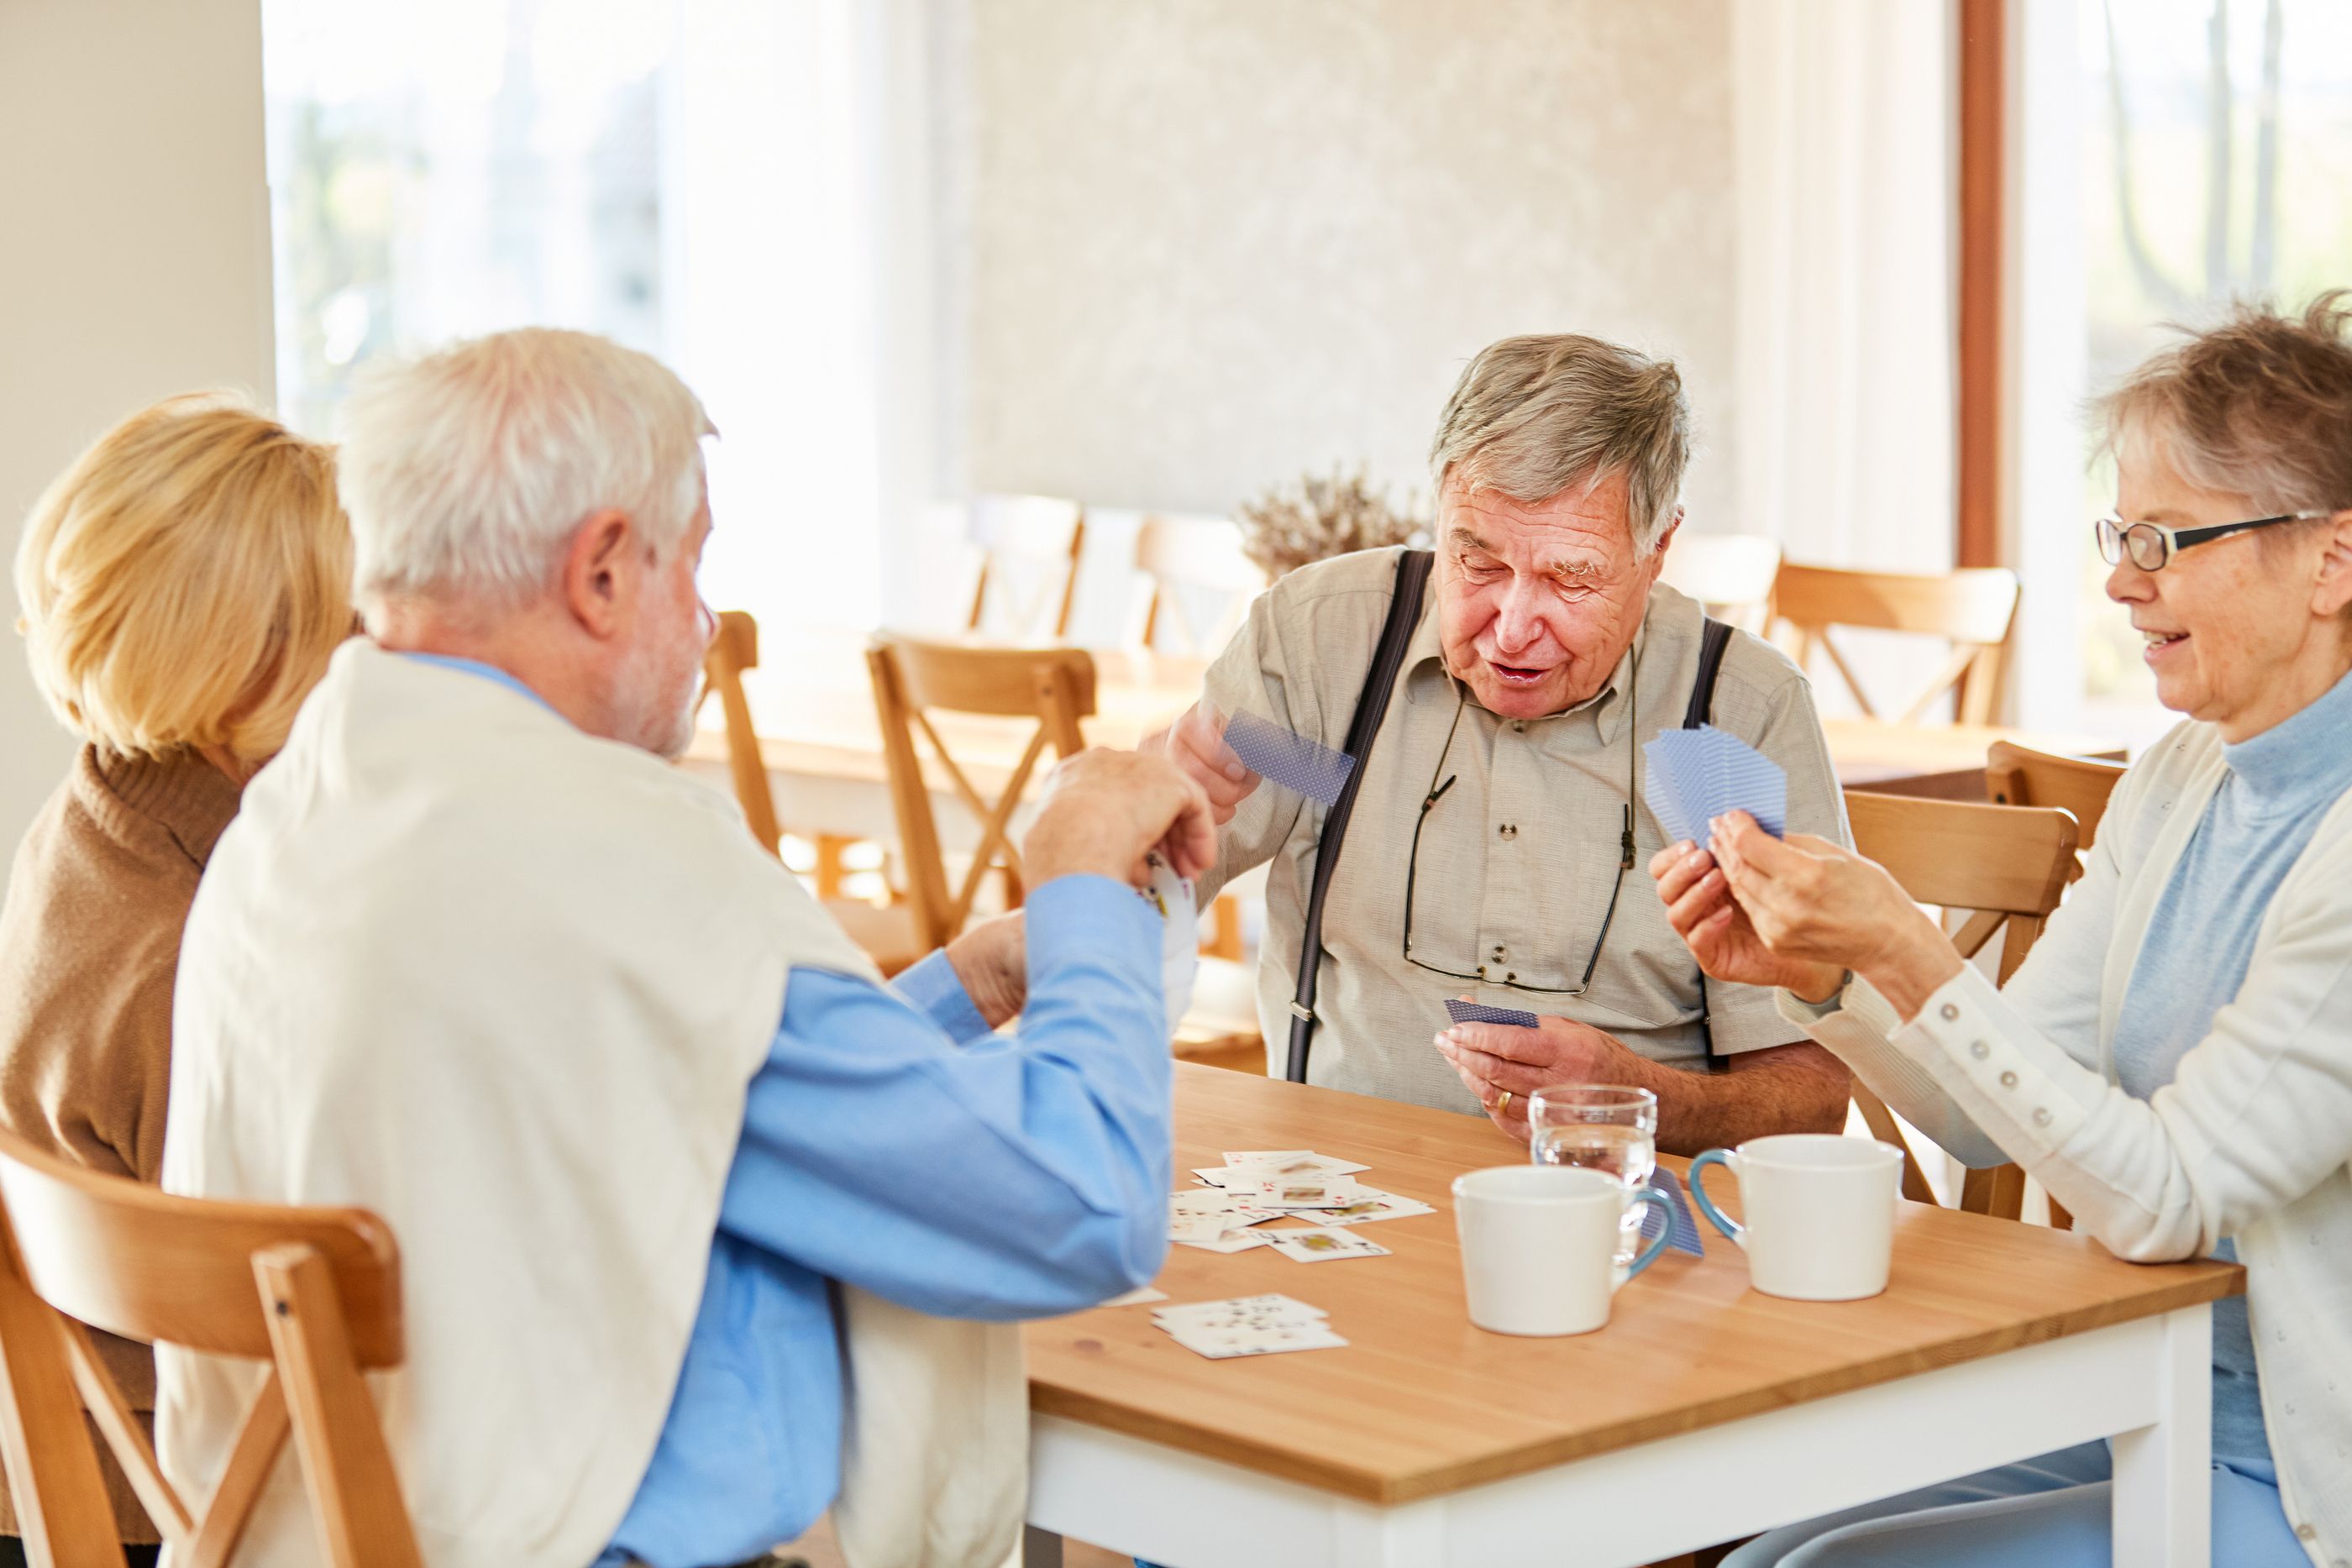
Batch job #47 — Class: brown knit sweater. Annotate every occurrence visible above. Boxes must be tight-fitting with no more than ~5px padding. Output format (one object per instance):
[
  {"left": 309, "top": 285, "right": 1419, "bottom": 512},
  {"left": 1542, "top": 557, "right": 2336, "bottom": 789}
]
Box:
[{"left": 0, "top": 744, "right": 242, "bottom": 1542}]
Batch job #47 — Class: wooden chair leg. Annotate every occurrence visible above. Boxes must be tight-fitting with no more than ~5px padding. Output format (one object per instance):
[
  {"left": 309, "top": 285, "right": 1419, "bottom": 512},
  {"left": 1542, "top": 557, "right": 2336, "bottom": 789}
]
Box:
[
  {"left": 1205, "top": 894, "right": 1245, "bottom": 961},
  {"left": 814, "top": 834, "right": 854, "bottom": 900},
  {"left": 253, "top": 1245, "right": 423, "bottom": 1568}
]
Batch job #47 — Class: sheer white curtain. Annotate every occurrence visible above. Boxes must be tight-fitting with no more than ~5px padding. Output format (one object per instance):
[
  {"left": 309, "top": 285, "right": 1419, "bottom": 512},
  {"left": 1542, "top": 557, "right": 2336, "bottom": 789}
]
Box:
[{"left": 1732, "top": 0, "right": 1956, "bottom": 576}]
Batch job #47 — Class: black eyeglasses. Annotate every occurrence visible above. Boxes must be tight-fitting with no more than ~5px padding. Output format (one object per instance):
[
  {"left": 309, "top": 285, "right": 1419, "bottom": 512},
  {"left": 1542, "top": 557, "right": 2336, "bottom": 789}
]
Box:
[
  {"left": 2095, "top": 511, "right": 2335, "bottom": 572},
  {"left": 1400, "top": 659, "right": 1639, "bottom": 996}
]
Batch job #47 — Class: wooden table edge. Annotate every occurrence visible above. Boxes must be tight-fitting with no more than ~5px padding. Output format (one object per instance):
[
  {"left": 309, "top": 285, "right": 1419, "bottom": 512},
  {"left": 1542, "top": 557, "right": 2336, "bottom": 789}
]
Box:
[{"left": 1027, "top": 1261, "right": 2242, "bottom": 1508}]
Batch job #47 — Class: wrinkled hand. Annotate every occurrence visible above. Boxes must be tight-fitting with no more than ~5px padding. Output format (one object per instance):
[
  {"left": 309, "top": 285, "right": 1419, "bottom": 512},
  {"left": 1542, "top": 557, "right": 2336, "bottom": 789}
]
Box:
[
  {"left": 1024, "top": 747, "right": 1218, "bottom": 889},
  {"left": 1143, "top": 701, "right": 1258, "bottom": 825},
  {"left": 942, "top": 910, "right": 1026, "bottom": 1029},
  {"left": 1709, "top": 812, "right": 1945, "bottom": 988},
  {"left": 1434, "top": 1009, "right": 1647, "bottom": 1142},
  {"left": 1647, "top": 837, "right": 1845, "bottom": 1000}
]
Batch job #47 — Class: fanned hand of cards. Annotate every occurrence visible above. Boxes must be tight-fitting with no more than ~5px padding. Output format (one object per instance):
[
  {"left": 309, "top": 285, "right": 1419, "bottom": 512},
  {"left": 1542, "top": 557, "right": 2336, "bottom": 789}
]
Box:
[
  {"left": 1445, "top": 998, "right": 1540, "bottom": 1029},
  {"left": 1642, "top": 724, "right": 1787, "bottom": 847},
  {"left": 1221, "top": 711, "right": 1354, "bottom": 808}
]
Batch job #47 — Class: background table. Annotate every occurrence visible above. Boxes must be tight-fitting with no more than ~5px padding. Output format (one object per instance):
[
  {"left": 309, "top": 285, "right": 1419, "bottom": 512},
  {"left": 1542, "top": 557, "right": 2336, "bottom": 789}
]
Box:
[{"left": 1021, "top": 1064, "right": 2241, "bottom": 1568}]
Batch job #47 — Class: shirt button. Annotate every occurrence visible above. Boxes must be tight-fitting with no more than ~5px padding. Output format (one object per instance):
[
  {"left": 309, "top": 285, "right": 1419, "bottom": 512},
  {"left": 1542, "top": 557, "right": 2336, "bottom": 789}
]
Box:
[
  {"left": 1940, "top": 1004, "right": 1960, "bottom": 1021},
  {"left": 1499, "top": 823, "right": 1517, "bottom": 840},
  {"left": 2033, "top": 1107, "right": 2052, "bottom": 1126},
  {"left": 1968, "top": 1041, "right": 1989, "bottom": 1059},
  {"left": 1511, "top": 721, "right": 1526, "bottom": 733},
  {"left": 1999, "top": 1071, "right": 2018, "bottom": 1088},
  {"left": 1491, "top": 945, "right": 1507, "bottom": 962}
]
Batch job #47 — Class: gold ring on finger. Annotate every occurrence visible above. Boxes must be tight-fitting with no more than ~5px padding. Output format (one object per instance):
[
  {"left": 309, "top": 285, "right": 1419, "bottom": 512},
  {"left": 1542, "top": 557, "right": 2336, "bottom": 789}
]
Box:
[{"left": 1498, "top": 1088, "right": 1514, "bottom": 1115}]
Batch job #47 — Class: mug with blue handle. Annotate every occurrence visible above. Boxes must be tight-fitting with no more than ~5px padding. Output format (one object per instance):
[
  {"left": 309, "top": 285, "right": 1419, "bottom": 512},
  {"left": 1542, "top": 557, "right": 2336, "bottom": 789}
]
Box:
[
  {"left": 1452, "top": 1166, "right": 1675, "bottom": 1335},
  {"left": 1688, "top": 1134, "right": 1904, "bottom": 1301}
]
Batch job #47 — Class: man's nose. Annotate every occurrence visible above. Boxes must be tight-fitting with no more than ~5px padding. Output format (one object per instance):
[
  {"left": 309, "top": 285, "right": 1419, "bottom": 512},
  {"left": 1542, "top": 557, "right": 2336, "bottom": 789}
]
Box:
[{"left": 1493, "top": 578, "right": 1546, "bottom": 651}]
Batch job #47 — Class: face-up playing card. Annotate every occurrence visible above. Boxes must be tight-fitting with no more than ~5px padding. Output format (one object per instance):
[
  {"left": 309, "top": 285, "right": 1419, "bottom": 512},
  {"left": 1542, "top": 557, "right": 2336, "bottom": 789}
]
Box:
[
  {"left": 1220, "top": 1151, "right": 1371, "bottom": 1177},
  {"left": 1642, "top": 723, "right": 1788, "bottom": 847},
  {"left": 1168, "top": 1211, "right": 1240, "bottom": 1245},
  {"left": 1220, "top": 711, "right": 1356, "bottom": 808},
  {"left": 1161, "top": 1319, "right": 1351, "bottom": 1359},
  {"left": 1305, "top": 1188, "right": 1438, "bottom": 1227},
  {"left": 1175, "top": 1229, "right": 1276, "bottom": 1255},
  {"left": 1153, "top": 1293, "right": 1326, "bottom": 1325},
  {"left": 1247, "top": 1177, "right": 1365, "bottom": 1210},
  {"left": 1152, "top": 1293, "right": 1347, "bottom": 1359},
  {"left": 1444, "top": 998, "right": 1541, "bottom": 1029},
  {"left": 1137, "top": 851, "right": 1199, "bottom": 1037},
  {"left": 1267, "top": 1229, "right": 1391, "bottom": 1263}
]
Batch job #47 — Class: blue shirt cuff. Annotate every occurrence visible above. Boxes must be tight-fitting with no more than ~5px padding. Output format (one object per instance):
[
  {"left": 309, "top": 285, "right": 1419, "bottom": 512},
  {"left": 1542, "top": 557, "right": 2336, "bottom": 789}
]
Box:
[
  {"left": 1026, "top": 873, "right": 1161, "bottom": 995},
  {"left": 890, "top": 950, "right": 995, "bottom": 1046}
]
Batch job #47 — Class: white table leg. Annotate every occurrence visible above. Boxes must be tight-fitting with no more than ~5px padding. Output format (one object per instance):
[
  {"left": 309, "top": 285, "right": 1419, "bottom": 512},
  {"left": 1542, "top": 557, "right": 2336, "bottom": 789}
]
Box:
[
  {"left": 2110, "top": 1303, "right": 2212, "bottom": 1568},
  {"left": 1020, "top": 1523, "right": 1064, "bottom": 1568}
]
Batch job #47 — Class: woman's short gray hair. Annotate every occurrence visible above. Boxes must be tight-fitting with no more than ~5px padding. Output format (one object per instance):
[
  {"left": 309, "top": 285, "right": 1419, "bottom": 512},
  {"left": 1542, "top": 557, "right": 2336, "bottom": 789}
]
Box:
[
  {"left": 1428, "top": 333, "right": 1691, "bottom": 553},
  {"left": 338, "top": 328, "right": 715, "bottom": 607},
  {"left": 2095, "top": 291, "right": 2352, "bottom": 522}
]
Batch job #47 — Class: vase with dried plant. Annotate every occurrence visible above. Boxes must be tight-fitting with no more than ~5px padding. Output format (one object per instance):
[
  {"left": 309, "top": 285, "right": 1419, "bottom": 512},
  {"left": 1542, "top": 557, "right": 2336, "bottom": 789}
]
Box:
[{"left": 1234, "top": 467, "right": 1431, "bottom": 579}]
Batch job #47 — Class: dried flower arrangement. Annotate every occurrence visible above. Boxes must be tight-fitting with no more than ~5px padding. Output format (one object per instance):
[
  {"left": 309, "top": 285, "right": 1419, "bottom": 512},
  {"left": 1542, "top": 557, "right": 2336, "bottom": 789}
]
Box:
[{"left": 1234, "top": 466, "right": 1431, "bottom": 579}]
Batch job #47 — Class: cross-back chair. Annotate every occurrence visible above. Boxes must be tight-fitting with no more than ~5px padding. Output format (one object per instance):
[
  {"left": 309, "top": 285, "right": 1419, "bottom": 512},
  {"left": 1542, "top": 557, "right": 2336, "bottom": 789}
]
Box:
[
  {"left": 698, "top": 611, "right": 925, "bottom": 974},
  {"left": 1842, "top": 789, "right": 2081, "bottom": 1224},
  {"left": 1131, "top": 513, "right": 1267, "bottom": 657},
  {"left": 867, "top": 635, "right": 1097, "bottom": 953},
  {"left": 1658, "top": 532, "right": 1781, "bottom": 633},
  {"left": 1770, "top": 564, "right": 2019, "bottom": 726},
  {"left": 1986, "top": 742, "right": 2127, "bottom": 860},
  {"left": 966, "top": 496, "right": 1086, "bottom": 642},
  {"left": 0, "top": 1129, "right": 419, "bottom": 1568}
]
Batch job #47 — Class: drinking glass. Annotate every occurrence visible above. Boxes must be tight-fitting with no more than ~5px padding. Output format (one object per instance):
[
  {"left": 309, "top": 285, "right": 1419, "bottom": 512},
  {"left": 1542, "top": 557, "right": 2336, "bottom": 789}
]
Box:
[{"left": 1527, "top": 1084, "right": 1658, "bottom": 1269}]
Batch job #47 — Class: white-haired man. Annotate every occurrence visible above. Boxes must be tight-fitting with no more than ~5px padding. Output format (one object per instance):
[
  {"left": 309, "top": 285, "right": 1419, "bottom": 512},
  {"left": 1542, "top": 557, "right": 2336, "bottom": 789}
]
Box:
[
  {"left": 160, "top": 328, "right": 1210, "bottom": 1568},
  {"left": 1160, "top": 334, "right": 1851, "bottom": 1151}
]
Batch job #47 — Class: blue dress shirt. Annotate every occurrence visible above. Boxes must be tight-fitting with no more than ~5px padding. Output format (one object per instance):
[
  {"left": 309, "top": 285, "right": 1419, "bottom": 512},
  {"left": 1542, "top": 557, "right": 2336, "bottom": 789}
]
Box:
[{"left": 392, "top": 655, "right": 1171, "bottom": 1568}]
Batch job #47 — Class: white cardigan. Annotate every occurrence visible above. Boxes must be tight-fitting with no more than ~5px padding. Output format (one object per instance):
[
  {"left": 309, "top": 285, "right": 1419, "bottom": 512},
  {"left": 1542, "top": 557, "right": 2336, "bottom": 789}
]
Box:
[{"left": 1788, "top": 720, "right": 2352, "bottom": 1566}]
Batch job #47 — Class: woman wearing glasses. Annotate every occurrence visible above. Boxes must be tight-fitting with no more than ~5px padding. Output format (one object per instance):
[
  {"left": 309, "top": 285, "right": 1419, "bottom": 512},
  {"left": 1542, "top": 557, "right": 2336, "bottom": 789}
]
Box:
[{"left": 1653, "top": 296, "right": 2352, "bottom": 1566}]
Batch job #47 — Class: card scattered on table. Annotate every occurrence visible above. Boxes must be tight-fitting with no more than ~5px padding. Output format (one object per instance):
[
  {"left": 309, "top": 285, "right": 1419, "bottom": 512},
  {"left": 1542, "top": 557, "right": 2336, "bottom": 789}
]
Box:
[
  {"left": 1267, "top": 1229, "right": 1391, "bottom": 1263},
  {"left": 1308, "top": 1190, "right": 1438, "bottom": 1227},
  {"left": 1221, "top": 711, "right": 1355, "bottom": 808},
  {"left": 1643, "top": 723, "right": 1788, "bottom": 847},
  {"left": 1640, "top": 1168, "right": 1704, "bottom": 1257},
  {"left": 1172, "top": 1149, "right": 1430, "bottom": 1256},
  {"left": 1152, "top": 1294, "right": 1347, "bottom": 1359},
  {"left": 1445, "top": 998, "right": 1541, "bottom": 1029}
]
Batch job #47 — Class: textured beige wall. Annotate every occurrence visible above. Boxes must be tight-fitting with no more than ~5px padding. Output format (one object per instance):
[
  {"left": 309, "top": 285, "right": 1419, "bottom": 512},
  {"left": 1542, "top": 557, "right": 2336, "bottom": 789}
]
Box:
[{"left": 963, "top": 0, "right": 1735, "bottom": 525}]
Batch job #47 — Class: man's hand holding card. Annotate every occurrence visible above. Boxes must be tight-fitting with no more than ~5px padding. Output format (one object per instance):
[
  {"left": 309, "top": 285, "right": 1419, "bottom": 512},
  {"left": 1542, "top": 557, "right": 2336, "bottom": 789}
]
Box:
[{"left": 1434, "top": 1011, "right": 1653, "bottom": 1141}]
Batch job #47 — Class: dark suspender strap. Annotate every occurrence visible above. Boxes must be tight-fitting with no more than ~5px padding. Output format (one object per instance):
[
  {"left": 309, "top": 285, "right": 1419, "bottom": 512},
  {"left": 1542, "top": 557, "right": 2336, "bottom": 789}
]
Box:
[
  {"left": 1285, "top": 549, "right": 1435, "bottom": 1083},
  {"left": 1685, "top": 616, "right": 1735, "bottom": 1071}
]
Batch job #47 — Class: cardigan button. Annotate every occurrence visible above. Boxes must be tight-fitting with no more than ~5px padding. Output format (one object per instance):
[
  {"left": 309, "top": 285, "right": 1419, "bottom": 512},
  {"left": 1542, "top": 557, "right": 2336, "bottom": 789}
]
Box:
[
  {"left": 1969, "top": 1041, "right": 1989, "bottom": 1058},
  {"left": 2297, "top": 1523, "right": 2317, "bottom": 1541},
  {"left": 1999, "top": 1071, "right": 2019, "bottom": 1088},
  {"left": 1940, "top": 1004, "right": 1959, "bottom": 1022},
  {"left": 2033, "top": 1108, "right": 2052, "bottom": 1126}
]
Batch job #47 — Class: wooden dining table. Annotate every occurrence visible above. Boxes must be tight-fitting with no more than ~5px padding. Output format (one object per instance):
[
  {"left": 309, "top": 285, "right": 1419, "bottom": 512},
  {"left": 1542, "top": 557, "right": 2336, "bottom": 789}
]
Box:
[
  {"left": 683, "top": 623, "right": 2128, "bottom": 841},
  {"left": 1020, "top": 1064, "right": 2240, "bottom": 1568}
]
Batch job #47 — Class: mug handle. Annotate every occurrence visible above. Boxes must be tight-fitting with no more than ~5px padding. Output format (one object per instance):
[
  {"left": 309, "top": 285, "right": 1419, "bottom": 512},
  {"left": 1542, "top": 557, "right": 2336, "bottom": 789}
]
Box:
[
  {"left": 1620, "top": 1186, "right": 1676, "bottom": 1282},
  {"left": 1686, "top": 1149, "right": 1743, "bottom": 1243}
]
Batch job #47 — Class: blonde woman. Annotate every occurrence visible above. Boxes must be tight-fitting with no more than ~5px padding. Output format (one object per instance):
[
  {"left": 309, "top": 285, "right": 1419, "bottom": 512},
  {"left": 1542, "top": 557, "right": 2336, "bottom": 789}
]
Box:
[
  {"left": 1653, "top": 296, "right": 2352, "bottom": 1565},
  {"left": 0, "top": 395, "right": 349, "bottom": 1562}
]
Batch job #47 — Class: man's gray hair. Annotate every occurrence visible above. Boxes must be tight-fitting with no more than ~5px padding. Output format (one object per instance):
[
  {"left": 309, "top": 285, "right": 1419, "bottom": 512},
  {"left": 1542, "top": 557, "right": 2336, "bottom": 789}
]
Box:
[
  {"left": 1428, "top": 334, "right": 1691, "bottom": 553},
  {"left": 338, "top": 328, "right": 716, "bottom": 607}
]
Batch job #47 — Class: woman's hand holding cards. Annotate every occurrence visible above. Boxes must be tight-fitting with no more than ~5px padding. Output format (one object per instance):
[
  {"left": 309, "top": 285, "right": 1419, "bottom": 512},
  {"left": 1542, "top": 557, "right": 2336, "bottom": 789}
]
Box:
[{"left": 1647, "top": 830, "right": 1845, "bottom": 1002}]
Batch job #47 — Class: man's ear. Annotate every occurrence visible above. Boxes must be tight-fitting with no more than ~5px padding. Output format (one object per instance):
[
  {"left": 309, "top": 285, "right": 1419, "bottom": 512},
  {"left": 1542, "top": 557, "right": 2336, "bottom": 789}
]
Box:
[
  {"left": 2313, "top": 508, "right": 2352, "bottom": 621},
  {"left": 1648, "top": 506, "right": 1683, "bottom": 566},
  {"left": 561, "top": 508, "right": 638, "bottom": 639}
]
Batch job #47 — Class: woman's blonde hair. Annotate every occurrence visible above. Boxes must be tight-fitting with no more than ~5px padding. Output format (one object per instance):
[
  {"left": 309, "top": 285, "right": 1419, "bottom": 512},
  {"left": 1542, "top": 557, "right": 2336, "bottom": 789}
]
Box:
[{"left": 13, "top": 394, "right": 352, "bottom": 761}]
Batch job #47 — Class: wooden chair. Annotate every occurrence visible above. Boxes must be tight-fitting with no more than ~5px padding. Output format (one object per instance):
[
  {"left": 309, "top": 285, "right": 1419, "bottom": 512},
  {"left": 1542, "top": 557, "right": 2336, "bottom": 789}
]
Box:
[
  {"left": 1986, "top": 742, "right": 2126, "bottom": 852},
  {"left": 699, "top": 611, "right": 925, "bottom": 975},
  {"left": 1659, "top": 532, "right": 1781, "bottom": 632},
  {"left": 867, "top": 635, "right": 1098, "bottom": 952},
  {"left": 0, "top": 1129, "right": 419, "bottom": 1568},
  {"left": 966, "top": 495, "right": 1086, "bottom": 642},
  {"left": 1131, "top": 513, "right": 1267, "bottom": 657},
  {"left": 1843, "top": 789, "right": 2079, "bottom": 1223},
  {"left": 1770, "top": 564, "right": 2020, "bottom": 725}
]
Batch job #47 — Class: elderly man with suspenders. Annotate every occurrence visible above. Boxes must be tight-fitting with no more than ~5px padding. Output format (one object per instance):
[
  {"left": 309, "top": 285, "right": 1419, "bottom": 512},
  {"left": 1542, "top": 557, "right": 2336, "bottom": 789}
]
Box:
[{"left": 1158, "top": 333, "right": 1853, "bottom": 1152}]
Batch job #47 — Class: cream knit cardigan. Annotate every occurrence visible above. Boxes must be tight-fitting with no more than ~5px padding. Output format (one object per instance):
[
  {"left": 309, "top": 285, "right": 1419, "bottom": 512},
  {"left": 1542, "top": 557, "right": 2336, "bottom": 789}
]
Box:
[{"left": 1787, "top": 719, "right": 2352, "bottom": 1567}]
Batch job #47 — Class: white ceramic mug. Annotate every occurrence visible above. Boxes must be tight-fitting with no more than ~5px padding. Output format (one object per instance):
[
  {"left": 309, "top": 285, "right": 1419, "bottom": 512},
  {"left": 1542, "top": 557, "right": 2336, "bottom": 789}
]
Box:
[
  {"left": 1452, "top": 1165, "right": 1672, "bottom": 1335},
  {"left": 1688, "top": 1134, "right": 1904, "bottom": 1302}
]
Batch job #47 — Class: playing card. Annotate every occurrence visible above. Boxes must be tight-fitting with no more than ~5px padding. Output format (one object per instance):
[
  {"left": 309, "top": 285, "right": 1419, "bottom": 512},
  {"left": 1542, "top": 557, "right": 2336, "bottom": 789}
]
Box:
[
  {"left": 1305, "top": 1188, "right": 1437, "bottom": 1227},
  {"left": 1168, "top": 1211, "right": 1242, "bottom": 1245},
  {"left": 1152, "top": 1293, "right": 1326, "bottom": 1326},
  {"left": 1219, "top": 1151, "right": 1371, "bottom": 1177},
  {"left": 1641, "top": 1168, "right": 1704, "bottom": 1257},
  {"left": 1247, "top": 1177, "right": 1365, "bottom": 1209},
  {"left": 1175, "top": 1228, "right": 1276, "bottom": 1255},
  {"left": 1221, "top": 711, "right": 1356, "bottom": 808},
  {"left": 1162, "top": 1320, "right": 1351, "bottom": 1360},
  {"left": 1267, "top": 1230, "right": 1392, "bottom": 1263},
  {"left": 1444, "top": 999, "right": 1541, "bottom": 1029},
  {"left": 1137, "top": 851, "right": 1199, "bottom": 1037},
  {"left": 1643, "top": 724, "right": 1788, "bottom": 847}
]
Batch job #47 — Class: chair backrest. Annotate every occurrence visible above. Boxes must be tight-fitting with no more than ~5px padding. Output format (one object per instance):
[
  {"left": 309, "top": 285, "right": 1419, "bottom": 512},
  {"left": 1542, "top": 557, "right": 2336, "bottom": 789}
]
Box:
[
  {"left": 1131, "top": 513, "right": 1267, "bottom": 656},
  {"left": 699, "top": 611, "right": 784, "bottom": 858},
  {"left": 866, "top": 635, "right": 1097, "bottom": 952},
  {"left": 966, "top": 495, "right": 1086, "bottom": 641},
  {"left": 1659, "top": 532, "right": 1781, "bottom": 632},
  {"left": 1842, "top": 789, "right": 2080, "bottom": 1223},
  {"left": 1770, "top": 564, "right": 2020, "bottom": 725},
  {"left": 0, "top": 1130, "right": 418, "bottom": 1568},
  {"left": 1985, "top": 741, "right": 2127, "bottom": 851}
]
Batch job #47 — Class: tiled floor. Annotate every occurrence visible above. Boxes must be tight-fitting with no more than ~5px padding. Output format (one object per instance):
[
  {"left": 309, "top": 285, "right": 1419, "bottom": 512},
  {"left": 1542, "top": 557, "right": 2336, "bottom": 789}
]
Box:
[{"left": 778, "top": 1517, "right": 1129, "bottom": 1567}]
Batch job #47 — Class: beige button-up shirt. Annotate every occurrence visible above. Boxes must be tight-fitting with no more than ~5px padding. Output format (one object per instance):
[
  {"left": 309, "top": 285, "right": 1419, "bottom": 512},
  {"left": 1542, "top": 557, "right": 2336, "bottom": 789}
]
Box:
[{"left": 1196, "top": 547, "right": 1849, "bottom": 1113}]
